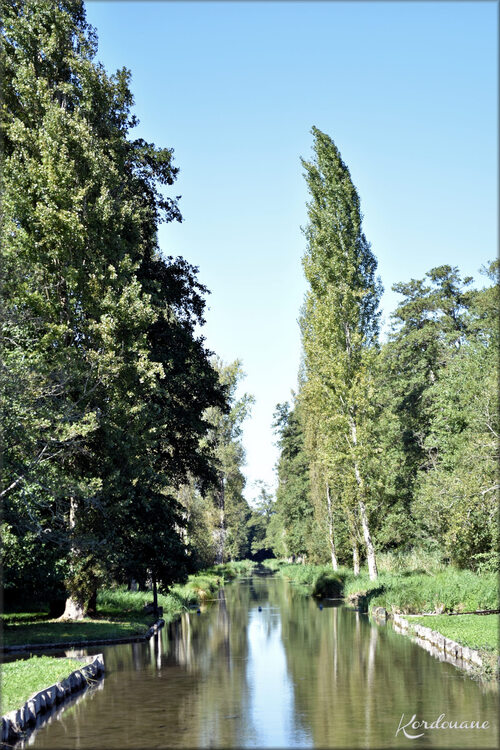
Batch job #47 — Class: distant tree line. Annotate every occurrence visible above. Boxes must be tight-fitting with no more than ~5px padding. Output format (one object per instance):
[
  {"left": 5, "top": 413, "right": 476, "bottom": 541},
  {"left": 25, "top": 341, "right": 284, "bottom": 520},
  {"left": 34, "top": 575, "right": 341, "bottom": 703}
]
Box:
[
  {"left": 1, "top": 0, "right": 259, "bottom": 618},
  {"left": 265, "top": 128, "right": 498, "bottom": 577}
]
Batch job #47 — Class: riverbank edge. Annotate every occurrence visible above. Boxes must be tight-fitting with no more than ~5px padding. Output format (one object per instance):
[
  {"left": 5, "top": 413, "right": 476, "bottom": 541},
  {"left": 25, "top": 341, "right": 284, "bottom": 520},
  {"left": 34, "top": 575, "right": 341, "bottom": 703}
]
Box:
[
  {"left": 349, "top": 599, "right": 499, "bottom": 679},
  {"left": 1, "top": 617, "right": 165, "bottom": 654},
  {"left": 1, "top": 653, "right": 104, "bottom": 745},
  {"left": 391, "top": 613, "right": 486, "bottom": 665},
  {"left": 269, "top": 565, "right": 498, "bottom": 679}
]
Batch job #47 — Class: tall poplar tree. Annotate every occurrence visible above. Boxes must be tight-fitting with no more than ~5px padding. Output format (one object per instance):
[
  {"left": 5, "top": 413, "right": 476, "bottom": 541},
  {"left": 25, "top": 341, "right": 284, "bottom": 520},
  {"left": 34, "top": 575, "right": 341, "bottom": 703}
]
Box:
[{"left": 300, "top": 127, "right": 382, "bottom": 579}]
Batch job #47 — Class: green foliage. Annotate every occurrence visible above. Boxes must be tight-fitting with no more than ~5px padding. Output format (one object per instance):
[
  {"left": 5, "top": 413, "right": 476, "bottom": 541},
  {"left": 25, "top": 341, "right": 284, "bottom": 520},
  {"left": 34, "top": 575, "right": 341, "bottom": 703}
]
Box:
[
  {"left": 1, "top": 0, "right": 227, "bottom": 611},
  {"left": 375, "top": 263, "right": 498, "bottom": 570},
  {"left": 194, "top": 359, "right": 254, "bottom": 564},
  {"left": 272, "top": 401, "right": 313, "bottom": 559},
  {"left": 271, "top": 561, "right": 498, "bottom": 617},
  {"left": 1, "top": 656, "right": 88, "bottom": 714},
  {"left": 275, "top": 562, "right": 350, "bottom": 594},
  {"left": 271, "top": 130, "right": 498, "bottom": 575},
  {"left": 261, "top": 558, "right": 287, "bottom": 572},
  {"left": 298, "top": 127, "right": 382, "bottom": 578},
  {"left": 180, "top": 574, "right": 220, "bottom": 602},
  {"left": 247, "top": 482, "right": 277, "bottom": 558}
]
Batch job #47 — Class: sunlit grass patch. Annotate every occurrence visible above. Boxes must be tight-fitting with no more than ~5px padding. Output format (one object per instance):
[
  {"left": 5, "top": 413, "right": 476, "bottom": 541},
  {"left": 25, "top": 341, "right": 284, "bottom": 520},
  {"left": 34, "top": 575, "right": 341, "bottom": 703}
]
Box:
[
  {"left": 1, "top": 655, "right": 87, "bottom": 714},
  {"left": 407, "top": 613, "right": 499, "bottom": 653}
]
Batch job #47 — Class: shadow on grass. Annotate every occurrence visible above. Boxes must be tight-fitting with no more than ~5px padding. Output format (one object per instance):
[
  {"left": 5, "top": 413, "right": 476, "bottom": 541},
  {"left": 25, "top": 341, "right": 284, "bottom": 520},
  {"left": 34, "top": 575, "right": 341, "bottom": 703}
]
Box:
[{"left": 2, "top": 618, "right": 151, "bottom": 647}]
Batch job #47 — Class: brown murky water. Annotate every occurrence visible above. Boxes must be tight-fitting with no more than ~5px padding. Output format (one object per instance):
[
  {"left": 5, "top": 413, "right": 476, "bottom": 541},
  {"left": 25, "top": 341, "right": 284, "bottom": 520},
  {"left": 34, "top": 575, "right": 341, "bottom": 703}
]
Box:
[{"left": 25, "top": 573, "right": 498, "bottom": 748}]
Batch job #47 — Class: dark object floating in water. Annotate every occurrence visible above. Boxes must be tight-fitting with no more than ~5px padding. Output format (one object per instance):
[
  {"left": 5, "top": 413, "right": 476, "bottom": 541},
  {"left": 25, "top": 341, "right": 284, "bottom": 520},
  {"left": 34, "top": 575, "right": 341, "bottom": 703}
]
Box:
[{"left": 258, "top": 606, "right": 262, "bottom": 612}]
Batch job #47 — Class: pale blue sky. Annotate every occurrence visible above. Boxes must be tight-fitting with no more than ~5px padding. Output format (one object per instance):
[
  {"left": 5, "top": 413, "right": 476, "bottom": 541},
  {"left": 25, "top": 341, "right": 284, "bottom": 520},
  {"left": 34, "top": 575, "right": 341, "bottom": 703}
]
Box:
[{"left": 85, "top": 0, "right": 497, "bottom": 502}]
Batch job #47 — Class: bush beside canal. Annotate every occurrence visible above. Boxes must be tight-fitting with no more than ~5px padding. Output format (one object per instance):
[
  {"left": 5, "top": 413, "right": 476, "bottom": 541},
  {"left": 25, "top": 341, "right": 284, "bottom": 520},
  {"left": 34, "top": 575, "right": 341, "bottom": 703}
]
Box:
[{"left": 1, "top": 655, "right": 88, "bottom": 715}]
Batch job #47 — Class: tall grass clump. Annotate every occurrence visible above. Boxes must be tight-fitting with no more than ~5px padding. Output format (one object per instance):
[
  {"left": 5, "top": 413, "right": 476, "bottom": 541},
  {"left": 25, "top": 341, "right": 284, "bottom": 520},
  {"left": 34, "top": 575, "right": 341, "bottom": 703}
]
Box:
[
  {"left": 261, "top": 559, "right": 288, "bottom": 572},
  {"left": 175, "top": 574, "right": 220, "bottom": 602},
  {"left": 311, "top": 571, "right": 345, "bottom": 598},
  {"left": 204, "top": 560, "right": 257, "bottom": 581},
  {"left": 97, "top": 587, "right": 172, "bottom": 616},
  {"left": 376, "top": 548, "right": 446, "bottom": 575}
]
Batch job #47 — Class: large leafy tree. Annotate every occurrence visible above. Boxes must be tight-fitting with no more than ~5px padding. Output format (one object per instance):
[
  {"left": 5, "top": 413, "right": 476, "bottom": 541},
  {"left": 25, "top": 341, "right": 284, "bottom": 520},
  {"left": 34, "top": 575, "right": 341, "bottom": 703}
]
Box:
[
  {"left": 372, "top": 262, "right": 498, "bottom": 569},
  {"left": 1, "top": 0, "right": 225, "bottom": 616},
  {"left": 299, "top": 127, "right": 382, "bottom": 579},
  {"left": 410, "top": 263, "right": 498, "bottom": 570}
]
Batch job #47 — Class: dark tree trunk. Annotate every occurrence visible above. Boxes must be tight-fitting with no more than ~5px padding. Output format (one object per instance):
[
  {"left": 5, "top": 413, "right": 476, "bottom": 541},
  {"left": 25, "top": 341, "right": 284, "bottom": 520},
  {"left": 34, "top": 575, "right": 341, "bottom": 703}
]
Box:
[{"left": 87, "top": 589, "right": 98, "bottom": 616}]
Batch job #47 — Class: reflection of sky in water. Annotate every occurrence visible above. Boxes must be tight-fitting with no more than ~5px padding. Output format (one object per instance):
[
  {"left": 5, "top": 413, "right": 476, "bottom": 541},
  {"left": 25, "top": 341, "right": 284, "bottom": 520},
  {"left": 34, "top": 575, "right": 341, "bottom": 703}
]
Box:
[{"left": 244, "top": 607, "right": 313, "bottom": 748}]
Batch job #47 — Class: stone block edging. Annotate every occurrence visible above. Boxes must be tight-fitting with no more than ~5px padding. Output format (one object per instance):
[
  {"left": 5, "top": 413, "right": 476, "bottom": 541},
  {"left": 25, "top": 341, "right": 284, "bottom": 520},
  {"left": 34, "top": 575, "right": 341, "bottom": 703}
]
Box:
[
  {"left": 1, "top": 653, "right": 104, "bottom": 744},
  {"left": 2, "top": 618, "right": 165, "bottom": 654},
  {"left": 392, "top": 613, "right": 483, "bottom": 666}
]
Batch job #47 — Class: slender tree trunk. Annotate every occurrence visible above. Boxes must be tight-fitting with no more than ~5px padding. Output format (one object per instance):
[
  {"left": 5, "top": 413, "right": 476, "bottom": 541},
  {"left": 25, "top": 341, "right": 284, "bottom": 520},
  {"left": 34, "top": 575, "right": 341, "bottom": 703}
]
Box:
[
  {"left": 349, "top": 417, "right": 378, "bottom": 580},
  {"left": 61, "top": 496, "right": 86, "bottom": 620},
  {"left": 215, "top": 476, "right": 226, "bottom": 564},
  {"left": 152, "top": 575, "right": 158, "bottom": 619},
  {"left": 353, "top": 540, "right": 360, "bottom": 575},
  {"left": 326, "top": 482, "right": 338, "bottom": 570},
  {"left": 357, "top": 493, "right": 378, "bottom": 580}
]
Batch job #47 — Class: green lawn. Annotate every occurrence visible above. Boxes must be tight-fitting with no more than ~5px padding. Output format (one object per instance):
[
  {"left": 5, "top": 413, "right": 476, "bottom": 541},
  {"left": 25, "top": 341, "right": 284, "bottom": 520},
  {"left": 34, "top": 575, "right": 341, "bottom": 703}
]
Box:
[
  {"left": 407, "top": 614, "right": 499, "bottom": 653},
  {"left": 1, "top": 563, "right": 256, "bottom": 649},
  {"left": 2, "top": 618, "right": 150, "bottom": 647},
  {"left": 1, "top": 655, "right": 88, "bottom": 714}
]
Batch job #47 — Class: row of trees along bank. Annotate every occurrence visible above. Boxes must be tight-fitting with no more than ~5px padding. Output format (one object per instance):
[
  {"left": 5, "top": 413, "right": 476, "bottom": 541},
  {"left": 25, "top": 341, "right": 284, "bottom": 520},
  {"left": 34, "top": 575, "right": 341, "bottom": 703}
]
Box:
[
  {"left": 1, "top": 0, "right": 259, "bottom": 619},
  {"left": 267, "top": 128, "right": 498, "bottom": 579}
]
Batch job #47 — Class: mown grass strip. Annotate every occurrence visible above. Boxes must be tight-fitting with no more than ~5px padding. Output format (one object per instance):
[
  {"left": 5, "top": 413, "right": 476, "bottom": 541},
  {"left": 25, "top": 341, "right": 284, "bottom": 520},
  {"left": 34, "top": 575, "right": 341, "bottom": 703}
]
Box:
[
  {"left": 1, "top": 655, "right": 88, "bottom": 715},
  {"left": 407, "top": 614, "right": 500, "bottom": 652},
  {"left": 2, "top": 618, "right": 149, "bottom": 647}
]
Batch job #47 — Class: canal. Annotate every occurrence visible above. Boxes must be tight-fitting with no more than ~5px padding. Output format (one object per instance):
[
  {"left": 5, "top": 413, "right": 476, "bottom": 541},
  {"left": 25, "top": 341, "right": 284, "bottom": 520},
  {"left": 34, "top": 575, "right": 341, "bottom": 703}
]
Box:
[{"left": 28, "top": 573, "right": 497, "bottom": 748}]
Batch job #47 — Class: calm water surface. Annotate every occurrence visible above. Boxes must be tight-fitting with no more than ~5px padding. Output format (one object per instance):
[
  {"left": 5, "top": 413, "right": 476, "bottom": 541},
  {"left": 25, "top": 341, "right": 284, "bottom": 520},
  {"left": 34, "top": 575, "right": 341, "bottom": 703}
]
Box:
[{"left": 28, "top": 574, "right": 497, "bottom": 749}]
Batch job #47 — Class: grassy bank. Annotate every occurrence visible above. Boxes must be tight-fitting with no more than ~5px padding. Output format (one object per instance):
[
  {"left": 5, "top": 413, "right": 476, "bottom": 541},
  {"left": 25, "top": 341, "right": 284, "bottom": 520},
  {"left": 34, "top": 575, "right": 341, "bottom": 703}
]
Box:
[
  {"left": 1, "top": 655, "right": 88, "bottom": 715},
  {"left": 406, "top": 614, "right": 499, "bottom": 653},
  {"left": 1, "top": 560, "right": 256, "bottom": 649},
  {"left": 264, "top": 559, "right": 498, "bottom": 615}
]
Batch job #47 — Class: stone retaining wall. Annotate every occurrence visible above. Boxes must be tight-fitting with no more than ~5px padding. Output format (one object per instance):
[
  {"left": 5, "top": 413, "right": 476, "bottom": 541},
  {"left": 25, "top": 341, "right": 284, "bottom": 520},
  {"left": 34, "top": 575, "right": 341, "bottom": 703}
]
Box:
[
  {"left": 392, "top": 613, "right": 483, "bottom": 667},
  {"left": 1, "top": 653, "right": 104, "bottom": 744}
]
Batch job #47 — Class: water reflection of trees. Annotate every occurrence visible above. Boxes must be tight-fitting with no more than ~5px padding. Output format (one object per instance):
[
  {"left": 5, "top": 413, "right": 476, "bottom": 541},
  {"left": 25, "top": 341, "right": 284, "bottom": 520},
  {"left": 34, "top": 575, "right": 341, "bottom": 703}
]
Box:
[
  {"left": 270, "top": 578, "right": 497, "bottom": 748},
  {"left": 31, "top": 577, "right": 498, "bottom": 749}
]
